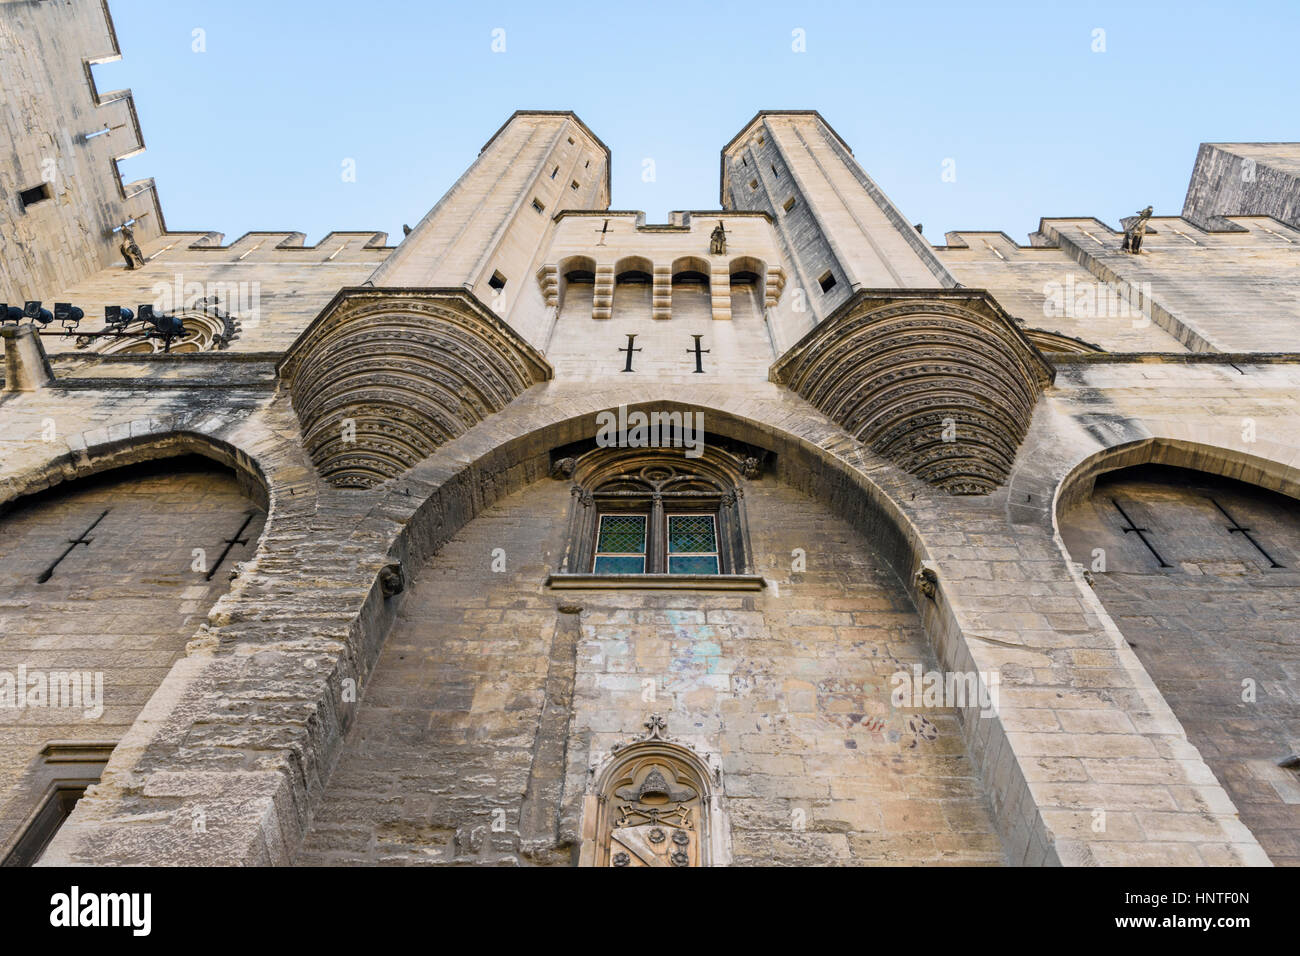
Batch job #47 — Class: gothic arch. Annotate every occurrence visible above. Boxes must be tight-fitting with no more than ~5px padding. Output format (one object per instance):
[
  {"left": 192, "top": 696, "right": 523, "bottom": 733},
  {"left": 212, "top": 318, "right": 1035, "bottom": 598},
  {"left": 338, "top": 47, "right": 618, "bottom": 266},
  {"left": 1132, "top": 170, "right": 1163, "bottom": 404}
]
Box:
[
  {"left": 1053, "top": 436, "right": 1300, "bottom": 522},
  {"left": 0, "top": 427, "right": 270, "bottom": 514},
  {"left": 1055, "top": 437, "right": 1300, "bottom": 866},
  {"left": 389, "top": 398, "right": 927, "bottom": 607},
  {"left": 0, "top": 441, "right": 272, "bottom": 863}
]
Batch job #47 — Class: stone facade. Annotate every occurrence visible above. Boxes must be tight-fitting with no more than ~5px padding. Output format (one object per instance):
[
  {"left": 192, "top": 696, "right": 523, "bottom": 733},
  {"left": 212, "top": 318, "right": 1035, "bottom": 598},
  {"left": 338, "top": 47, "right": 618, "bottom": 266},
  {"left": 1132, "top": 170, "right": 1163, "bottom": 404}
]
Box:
[{"left": 0, "top": 0, "right": 1297, "bottom": 867}]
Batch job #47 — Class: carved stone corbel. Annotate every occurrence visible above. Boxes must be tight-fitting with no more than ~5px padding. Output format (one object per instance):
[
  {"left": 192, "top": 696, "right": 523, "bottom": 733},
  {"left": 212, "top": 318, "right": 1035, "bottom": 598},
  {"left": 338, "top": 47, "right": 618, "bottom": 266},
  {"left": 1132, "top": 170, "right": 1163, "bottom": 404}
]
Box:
[{"left": 915, "top": 562, "right": 939, "bottom": 600}]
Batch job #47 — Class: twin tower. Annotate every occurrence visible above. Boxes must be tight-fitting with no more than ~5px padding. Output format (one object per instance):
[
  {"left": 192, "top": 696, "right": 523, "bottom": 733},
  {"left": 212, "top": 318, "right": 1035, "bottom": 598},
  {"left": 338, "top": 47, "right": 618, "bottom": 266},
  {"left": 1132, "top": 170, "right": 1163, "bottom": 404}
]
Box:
[{"left": 280, "top": 111, "right": 1050, "bottom": 495}]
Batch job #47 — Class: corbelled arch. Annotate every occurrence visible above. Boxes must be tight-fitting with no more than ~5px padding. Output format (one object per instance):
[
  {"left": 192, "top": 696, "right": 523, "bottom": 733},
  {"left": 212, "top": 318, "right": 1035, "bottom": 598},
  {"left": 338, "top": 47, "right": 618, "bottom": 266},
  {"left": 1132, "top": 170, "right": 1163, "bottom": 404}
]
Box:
[
  {"left": 772, "top": 289, "right": 1054, "bottom": 495},
  {"left": 277, "top": 288, "right": 552, "bottom": 489}
]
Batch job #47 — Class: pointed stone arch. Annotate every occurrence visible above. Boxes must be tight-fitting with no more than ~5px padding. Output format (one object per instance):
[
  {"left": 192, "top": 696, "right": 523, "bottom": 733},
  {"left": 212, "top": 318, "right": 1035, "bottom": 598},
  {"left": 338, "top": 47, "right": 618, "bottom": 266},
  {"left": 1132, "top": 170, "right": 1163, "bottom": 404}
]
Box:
[{"left": 1055, "top": 436, "right": 1300, "bottom": 866}]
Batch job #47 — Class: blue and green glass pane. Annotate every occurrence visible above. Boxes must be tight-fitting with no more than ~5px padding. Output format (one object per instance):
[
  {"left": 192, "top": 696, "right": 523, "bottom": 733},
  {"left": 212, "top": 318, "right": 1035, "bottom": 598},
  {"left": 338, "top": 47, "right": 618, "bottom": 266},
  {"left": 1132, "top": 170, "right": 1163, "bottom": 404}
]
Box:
[
  {"left": 667, "top": 515, "right": 718, "bottom": 574},
  {"left": 594, "top": 514, "right": 647, "bottom": 574}
]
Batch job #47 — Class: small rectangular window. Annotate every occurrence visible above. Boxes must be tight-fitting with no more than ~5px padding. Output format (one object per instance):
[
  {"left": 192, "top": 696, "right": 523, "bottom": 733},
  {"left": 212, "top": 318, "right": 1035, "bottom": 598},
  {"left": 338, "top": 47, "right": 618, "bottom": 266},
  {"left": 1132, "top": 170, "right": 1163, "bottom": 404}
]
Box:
[
  {"left": 783, "top": 196, "right": 797, "bottom": 212},
  {"left": 532, "top": 198, "right": 545, "bottom": 214},
  {"left": 571, "top": 180, "right": 580, "bottom": 191},
  {"left": 2, "top": 742, "right": 112, "bottom": 867},
  {"left": 771, "top": 163, "right": 781, "bottom": 178},
  {"left": 594, "top": 514, "right": 647, "bottom": 574},
  {"left": 818, "top": 270, "right": 837, "bottom": 293},
  {"left": 585, "top": 159, "right": 591, "bottom": 168},
  {"left": 19, "top": 183, "right": 52, "bottom": 209},
  {"left": 488, "top": 270, "right": 507, "bottom": 290},
  {"left": 749, "top": 179, "right": 758, "bottom": 190},
  {"left": 667, "top": 514, "right": 719, "bottom": 575},
  {"left": 567, "top": 136, "right": 576, "bottom": 145},
  {"left": 551, "top": 165, "right": 559, "bottom": 179},
  {"left": 757, "top": 135, "right": 765, "bottom": 146}
]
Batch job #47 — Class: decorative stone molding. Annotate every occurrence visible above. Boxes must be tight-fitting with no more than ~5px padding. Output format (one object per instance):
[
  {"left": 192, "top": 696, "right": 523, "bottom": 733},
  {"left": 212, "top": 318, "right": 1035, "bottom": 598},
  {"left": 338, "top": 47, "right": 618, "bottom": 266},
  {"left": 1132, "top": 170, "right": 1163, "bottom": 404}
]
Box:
[
  {"left": 579, "top": 716, "right": 728, "bottom": 867},
  {"left": 771, "top": 289, "right": 1054, "bottom": 495},
  {"left": 278, "top": 288, "right": 551, "bottom": 488}
]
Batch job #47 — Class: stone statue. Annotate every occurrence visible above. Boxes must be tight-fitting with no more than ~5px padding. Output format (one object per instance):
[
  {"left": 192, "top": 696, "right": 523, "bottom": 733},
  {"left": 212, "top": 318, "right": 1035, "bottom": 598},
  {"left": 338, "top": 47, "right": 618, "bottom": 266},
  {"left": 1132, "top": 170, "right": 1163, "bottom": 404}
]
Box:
[
  {"left": 1121, "top": 205, "right": 1154, "bottom": 254},
  {"left": 119, "top": 224, "right": 146, "bottom": 269},
  {"left": 709, "top": 220, "right": 726, "bottom": 256}
]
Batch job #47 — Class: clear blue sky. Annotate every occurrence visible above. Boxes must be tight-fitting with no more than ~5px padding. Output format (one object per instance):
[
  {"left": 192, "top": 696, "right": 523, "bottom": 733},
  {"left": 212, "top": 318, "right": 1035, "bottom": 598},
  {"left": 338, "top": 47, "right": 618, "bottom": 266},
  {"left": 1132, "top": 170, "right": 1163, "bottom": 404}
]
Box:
[{"left": 102, "top": 0, "right": 1299, "bottom": 246}]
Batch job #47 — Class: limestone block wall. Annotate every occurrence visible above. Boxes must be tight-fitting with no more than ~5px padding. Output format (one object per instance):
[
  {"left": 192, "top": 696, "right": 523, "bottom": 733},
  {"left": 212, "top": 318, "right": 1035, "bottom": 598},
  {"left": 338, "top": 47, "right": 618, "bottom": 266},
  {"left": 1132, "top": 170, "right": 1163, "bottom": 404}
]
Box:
[
  {"left": 0, "top": 0, "right": 165, "bottom": 302},
  {"left": 1060, "top": 466, "right": 1300, "bottom": 867},
  {"left": 29, "top": 231, "right": 393, "bottom": 356},
  {"left": 0, "top": 457, "right": 266, "bottom": 857},
  {"left": 721, "top": 112, "right": 955, "bottom": 333},
  {"left": 936, "top": 232, "right": 1188, "bottom": 354},
  {"left": 294, "top": 475, "right": 1004, "bottom": 866},
  {"left": 1183, "top": 143, "right": 1300, "bottom": 231},
  {"left": 0, "top": 351, "right": 1291, "bottom": 867},
  {"left": 1029, "top": 217, "right": 1300, "bottom": 354}
]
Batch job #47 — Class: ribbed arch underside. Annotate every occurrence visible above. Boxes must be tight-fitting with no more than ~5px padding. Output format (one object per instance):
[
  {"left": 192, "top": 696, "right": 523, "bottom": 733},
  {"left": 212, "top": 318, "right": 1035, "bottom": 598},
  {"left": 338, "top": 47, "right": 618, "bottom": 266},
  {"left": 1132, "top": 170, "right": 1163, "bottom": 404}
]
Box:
[
  {"left": 772, "top": 291, "right": 1053, "bottom": 495},
  {"left": 280, "top": 290, "right": 552, "bottom": 489}
]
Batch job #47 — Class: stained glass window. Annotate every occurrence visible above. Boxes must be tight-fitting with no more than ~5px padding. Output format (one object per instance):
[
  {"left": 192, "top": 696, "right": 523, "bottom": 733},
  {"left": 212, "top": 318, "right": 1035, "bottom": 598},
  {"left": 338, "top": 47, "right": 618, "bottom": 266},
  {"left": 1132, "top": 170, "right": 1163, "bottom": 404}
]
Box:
[
  {"left": 667, "top": 514, "right": 719, "bottom": 574},
  {"left": 593, "top": 514, "right": 647, "bottom": 574}
]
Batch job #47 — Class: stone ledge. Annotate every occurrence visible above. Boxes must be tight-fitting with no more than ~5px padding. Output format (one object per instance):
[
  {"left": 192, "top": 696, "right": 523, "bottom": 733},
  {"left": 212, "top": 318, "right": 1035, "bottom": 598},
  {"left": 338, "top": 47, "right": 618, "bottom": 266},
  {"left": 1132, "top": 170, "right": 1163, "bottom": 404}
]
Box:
[{"left": 546, "top": 573, "right": 767, "bottom": 591}]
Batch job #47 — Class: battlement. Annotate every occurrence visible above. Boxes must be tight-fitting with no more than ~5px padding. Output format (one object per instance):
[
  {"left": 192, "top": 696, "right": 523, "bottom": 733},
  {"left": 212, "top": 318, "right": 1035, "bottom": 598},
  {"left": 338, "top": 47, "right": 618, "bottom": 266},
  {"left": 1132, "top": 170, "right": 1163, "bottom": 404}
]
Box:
[{"left": 0, "top": 0, "right": 166, "bottom": 300}]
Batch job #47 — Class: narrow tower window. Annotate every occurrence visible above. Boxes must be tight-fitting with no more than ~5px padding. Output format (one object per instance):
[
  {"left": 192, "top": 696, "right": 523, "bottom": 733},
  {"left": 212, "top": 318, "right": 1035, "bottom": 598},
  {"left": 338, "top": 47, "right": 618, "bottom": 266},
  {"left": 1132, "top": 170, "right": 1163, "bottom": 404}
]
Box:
[
  {"left": 818, "top": 270, "right": 837, "bottom": 293},
  {"left": 783, "top": 196, "right": 797, "bottom": 212},
  {"left": 489, "top": 271, "right": 507, "bottom": 291},
  {"left": 532, "top": 198, "right": 546, "bottom": 214},
  {"left": 18, "top": 183, "right": 52, "bottom": 209}
]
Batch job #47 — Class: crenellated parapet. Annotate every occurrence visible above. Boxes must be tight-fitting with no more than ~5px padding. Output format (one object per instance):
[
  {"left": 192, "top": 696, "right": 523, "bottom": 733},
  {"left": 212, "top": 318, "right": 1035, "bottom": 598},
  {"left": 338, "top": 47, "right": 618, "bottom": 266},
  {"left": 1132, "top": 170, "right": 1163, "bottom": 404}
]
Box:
[
  {"left": 770, "top": 289, "right": 1054, "bottom": 495},
  {"left": 278, "top": 288, "right": 552, "bottom": 488}
]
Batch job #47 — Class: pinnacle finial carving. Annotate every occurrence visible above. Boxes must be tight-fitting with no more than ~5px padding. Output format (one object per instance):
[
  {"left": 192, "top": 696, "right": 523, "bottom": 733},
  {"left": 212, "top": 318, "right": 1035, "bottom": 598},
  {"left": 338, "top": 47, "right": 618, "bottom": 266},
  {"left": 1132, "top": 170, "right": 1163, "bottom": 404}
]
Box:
[{"left": 643, "top": 714, "right": 668, "bottom": 740}]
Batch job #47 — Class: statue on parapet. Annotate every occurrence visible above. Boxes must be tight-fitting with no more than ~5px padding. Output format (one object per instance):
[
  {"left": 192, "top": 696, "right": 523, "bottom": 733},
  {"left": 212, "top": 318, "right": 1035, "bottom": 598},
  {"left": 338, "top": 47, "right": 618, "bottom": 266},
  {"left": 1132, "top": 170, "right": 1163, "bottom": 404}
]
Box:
[
  {"left": 709, "top": 220, "right": 727, "bottom": 256},
  {"left": 1121, "top": 205, "right": 1154, "bottom": 254},
  {"left": 119, "top": 224, "right": 146, "bottom": 269}
]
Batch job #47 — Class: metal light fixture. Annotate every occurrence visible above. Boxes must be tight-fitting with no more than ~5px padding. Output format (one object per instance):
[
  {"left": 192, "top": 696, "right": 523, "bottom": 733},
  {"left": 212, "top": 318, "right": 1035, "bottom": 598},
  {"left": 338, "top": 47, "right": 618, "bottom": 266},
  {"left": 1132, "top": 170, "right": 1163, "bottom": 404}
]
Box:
[
  {"left": 104, "top": 305, "right": 135, "bottom": 328},
  {"left": 0, "top": 303, "right": 26, "bottom": 323},
  {"left": 54, "top": 303, "right": 84, "bottom": 330},
  {"left": 23, "top": 301, "right": 53, "bottom": 325}
]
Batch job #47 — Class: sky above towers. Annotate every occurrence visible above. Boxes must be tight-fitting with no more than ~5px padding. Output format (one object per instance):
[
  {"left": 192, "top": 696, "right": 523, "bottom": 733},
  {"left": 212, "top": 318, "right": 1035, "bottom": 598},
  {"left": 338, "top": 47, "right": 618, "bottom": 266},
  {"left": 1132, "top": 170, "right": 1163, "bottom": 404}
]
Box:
[{"left": 103, "top": 0, "right": 1300, "bottom": 245}]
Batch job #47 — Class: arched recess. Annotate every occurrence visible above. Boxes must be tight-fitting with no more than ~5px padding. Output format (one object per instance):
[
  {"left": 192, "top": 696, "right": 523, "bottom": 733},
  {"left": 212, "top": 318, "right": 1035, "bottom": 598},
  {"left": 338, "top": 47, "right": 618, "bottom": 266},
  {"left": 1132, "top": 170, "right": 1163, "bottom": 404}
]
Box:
[
  {"left": 670, "top": 256, "right": 713, "bottom": 322},
  {"left": 1056, "top": 438, "right": 1300, "bottom": 867},
  {"left": 670, "top": 256, "right": 710, "bottom": 286},
  {"left": 0, "top": 438, "right": 271, "bottom": 865},
  {"left": 294, "top": 400, "right": 1006, "bottom": 866},
  {"left": 727, "top": 255, "right": 765, "bottom": 323},
  {"left": 613, "top": 255, "right": 653, "bottom": 317},
  {"left": 558, "top": 254, "right": 597, "bottom": 306}
]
